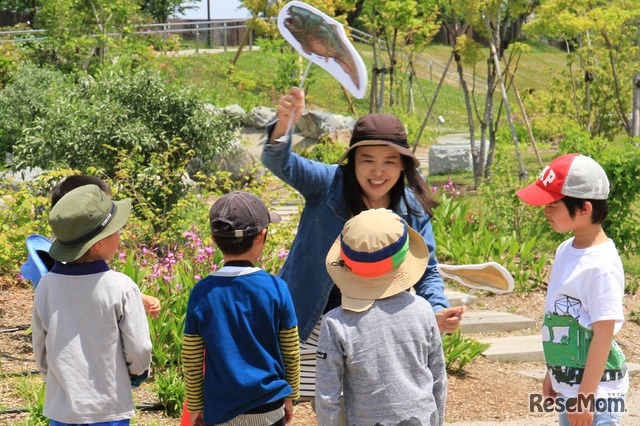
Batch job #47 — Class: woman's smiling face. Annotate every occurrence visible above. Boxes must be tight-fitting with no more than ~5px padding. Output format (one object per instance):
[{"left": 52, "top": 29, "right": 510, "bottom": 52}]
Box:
[{"left": 354, "top": 145, "right": 404, "bottom": 209}]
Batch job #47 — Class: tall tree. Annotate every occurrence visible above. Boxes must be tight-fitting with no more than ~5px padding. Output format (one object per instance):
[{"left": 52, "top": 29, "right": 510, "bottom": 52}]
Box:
[
  {"left": 358, "top": 0, "right": 439, "bottom": 109},
  {"left": 524, "top": 0, "right": 640, "bottom": 137},
  {"left": 139, "top": 0, "right": 197, "bottom": 24},
  {"left": 435, "top": 0, "right": 535, "bottom": 186},
  {"left": 36, "top": 0, "right": 141, "bottom": 71}
]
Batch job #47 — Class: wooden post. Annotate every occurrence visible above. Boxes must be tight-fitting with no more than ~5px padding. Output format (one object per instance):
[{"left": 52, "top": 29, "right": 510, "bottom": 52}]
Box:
[
  {"left": 378, "top": 68, "right": 386, "bottom": 112},
  {"left": 223, "top": 22, "right": 227, "bottom": 52},
  {"left": 503, "top": 57, "right": 542, "bottom": 166},
  {"left": 633, "top": 72, "right": 640, "bottom": 138},
  {"left": 342, "top": 86, "right": 357, "bottom": 116},
  {"left": 486, "top": 19, "right": 527, "bottom": 180},
  {"left": 412, "top": 52, "right": 455, "bottom": 153},
  {"left": 195, "top": 24, "right": 200, "bottom": 53}
]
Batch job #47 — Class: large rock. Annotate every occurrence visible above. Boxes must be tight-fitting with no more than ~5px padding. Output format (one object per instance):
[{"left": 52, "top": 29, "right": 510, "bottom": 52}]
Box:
[
  {"left": 203, "top": 103, "right": 223, "bottom": 115},
  {"left": 223, "top": 104, "right": 247, "bottom": 120},
  {"left": 245, "top": 106, "right": 277, "bottom": 129},
  {"left": 213, "top": 137, "right": 264, "bottom": 180},
  {"left": 428, "top": 143, "right": 488, "bottom": 175},
  {"left": 296, "top": 110, "right": 356, "bottom": 139}
]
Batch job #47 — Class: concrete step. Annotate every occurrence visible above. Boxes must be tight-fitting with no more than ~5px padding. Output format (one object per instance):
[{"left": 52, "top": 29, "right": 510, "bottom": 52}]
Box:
[
  {"left": 461, "top": 311, "right": 537, "bottom": 334},
  {"left": 479, "top": 334, "right": 544, "bottom": 362},
  {"left": 517, "top": 362, "right": 640, "bottom": 382},
  {"left": 272, "top": 204, "right": 300, "bottom": 222},
  {"left": 445, "top": 289, "right": 477, "bottom": 307}
]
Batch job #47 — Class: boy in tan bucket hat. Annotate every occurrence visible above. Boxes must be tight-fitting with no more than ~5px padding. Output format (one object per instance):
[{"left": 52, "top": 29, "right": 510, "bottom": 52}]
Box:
[
  {"left": 31, "top": 184, "right": 152, "bottom": 426},
  {"left": 315, "top": 208, "right": 447, "bottom": 426}
]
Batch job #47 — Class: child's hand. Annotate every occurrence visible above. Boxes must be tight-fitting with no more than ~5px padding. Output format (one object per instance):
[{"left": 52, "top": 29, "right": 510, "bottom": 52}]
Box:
[
  {"left": 542, "top": 371, "right": 556, "bottom": 399},
  {"left": 566, "top": 404, "right": 594, "bottom": 426},
  {"left": 190, "top": 411, "right": 205, "bottom": 426},
  {"left": 142, "top": 294, "right": 161, "bottom": 319},
  {"left": 284, "top": 399, "right": 294, "bottom": 424},
  {"left": 130, "top": 370, "right": 149, "bottom": 388},
  {"left": 436, "top": 306, "right": 464, "bottom": 334}
]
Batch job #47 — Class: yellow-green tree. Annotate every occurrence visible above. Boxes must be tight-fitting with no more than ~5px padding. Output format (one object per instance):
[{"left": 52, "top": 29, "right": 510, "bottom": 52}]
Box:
[
  {"left": 358, "top": 0, "right": 440, "bottom": 109},
  {"left": 524, "top": 0, "right": 640, "bottom": 137},
  {"left": 434, "top": 0, "right": 536, "bottom": 185},
  {"left": 37, "top": 0, "right": 141, "bottom": 71}
]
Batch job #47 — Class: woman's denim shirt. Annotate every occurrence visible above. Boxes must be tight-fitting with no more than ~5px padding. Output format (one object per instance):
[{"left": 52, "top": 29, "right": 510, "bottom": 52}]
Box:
[{"left": 262, "top": 127, "right": 449, "bottom": 342}]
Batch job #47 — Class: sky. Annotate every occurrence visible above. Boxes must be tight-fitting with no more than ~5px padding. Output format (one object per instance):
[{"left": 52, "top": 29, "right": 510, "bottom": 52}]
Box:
[{"left": 176, "top": 0, "right": 251, "bottom": 20}]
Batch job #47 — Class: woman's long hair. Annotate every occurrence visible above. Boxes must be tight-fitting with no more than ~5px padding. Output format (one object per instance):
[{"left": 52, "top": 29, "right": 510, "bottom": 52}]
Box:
[{"left": 341, "top": 149, "right": 439, "bottom": 218}]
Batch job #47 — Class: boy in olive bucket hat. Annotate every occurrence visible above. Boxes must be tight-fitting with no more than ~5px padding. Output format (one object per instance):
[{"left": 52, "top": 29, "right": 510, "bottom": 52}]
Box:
[
  {"left": 31, "top": 184, "right": 152, "bottom": 426},
  {"left": 315, "top": 208, "right": 447, "bottom": 426}
]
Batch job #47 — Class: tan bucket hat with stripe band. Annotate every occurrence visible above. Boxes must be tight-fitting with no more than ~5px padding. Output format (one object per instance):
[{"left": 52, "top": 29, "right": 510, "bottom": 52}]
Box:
[
  {"left": 325, "top": 208, "right": 429, "bottom": 312},
  {"left": 49, "top": 184, "right": 131, "bottom": 263}
]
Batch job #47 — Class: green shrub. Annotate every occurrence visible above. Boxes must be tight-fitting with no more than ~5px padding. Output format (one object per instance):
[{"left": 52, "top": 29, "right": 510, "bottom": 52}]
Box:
[
  {"left": 154, "top": 367, "right": 186, "bottom": 418},
  {"left": 296, "top": 137, "right": 346, "bottom": 164},
  {"left": 12, "top": 375, "right": 47, "bottom": 426},
  {"left": 10, "top": 66, "right": 240, "bottom": 179},
  {"left": 442, "top": 330, "right": 491, "bottom": 372},
  {"left": 432, "top": 185, "right": 549, "bottom": 293},
  {"left": 0, "top": 170, "right": 75, "bottom": 279},
  {"left": 0, "top": 63, "right": 72, "bottom": 157}
]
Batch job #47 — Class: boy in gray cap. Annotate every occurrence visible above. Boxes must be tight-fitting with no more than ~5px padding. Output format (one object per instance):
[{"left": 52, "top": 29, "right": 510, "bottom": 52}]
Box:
[
  {"left": 182, "top": 191, "right": 300, "bottom": 426},
  {"left": 31, "top": 184, "right": 152, "bottom": 426}
]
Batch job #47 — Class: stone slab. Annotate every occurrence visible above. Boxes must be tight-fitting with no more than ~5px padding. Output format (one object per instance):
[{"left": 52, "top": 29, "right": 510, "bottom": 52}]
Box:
[
  {"left": 428, "top": 144, "right": 490, "bottom": 175},
  {"left": 435, "top": 133, "right": 472, "bottom": 145},
  {"left": 445, "top": 289, "right": 477, "bottom": 307},
  {"left": 479, "top": 334, "right": 544, "bottom": 362},
  {"left": 461, "top": 311, "right": 537, "bottom": 334}
]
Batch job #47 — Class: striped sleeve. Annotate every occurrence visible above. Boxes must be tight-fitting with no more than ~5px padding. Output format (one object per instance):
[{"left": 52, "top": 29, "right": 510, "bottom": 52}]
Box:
[
  {"left": 182, "top": 333, "right": 205, "bottom": 412},
  {"left": 279, "top": 326, "right": 301, "bottom": 399}
]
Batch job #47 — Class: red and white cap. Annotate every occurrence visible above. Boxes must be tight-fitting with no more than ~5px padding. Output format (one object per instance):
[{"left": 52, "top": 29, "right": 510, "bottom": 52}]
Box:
[{"left": 516, "top": 153, "right": 609, "bottom": 206}]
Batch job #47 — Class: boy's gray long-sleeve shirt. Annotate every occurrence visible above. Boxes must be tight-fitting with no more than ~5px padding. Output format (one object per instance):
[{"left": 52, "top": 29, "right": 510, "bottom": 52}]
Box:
[
  {"left": 315, "top": 291, "right": 447, "bottom": 426},
  {"left": 32, "top": 261, "right": 152, "bottom": 424}
]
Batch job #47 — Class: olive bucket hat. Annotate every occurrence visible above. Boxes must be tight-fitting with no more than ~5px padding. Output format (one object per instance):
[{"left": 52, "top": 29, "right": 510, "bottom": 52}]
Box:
[{"left": 48, "top": 184, "right": 131, "bottom": 262}]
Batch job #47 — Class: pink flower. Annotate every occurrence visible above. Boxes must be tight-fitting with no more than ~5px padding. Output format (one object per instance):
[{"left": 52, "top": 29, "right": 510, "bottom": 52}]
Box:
[{"left": 278, "top": 248, "right": 289, "bottom": 258}]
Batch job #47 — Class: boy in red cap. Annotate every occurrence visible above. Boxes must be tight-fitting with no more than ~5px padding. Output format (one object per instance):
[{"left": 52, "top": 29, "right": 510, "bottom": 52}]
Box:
[{"left": 517, "top": 153, "right": 628, "bottom": 426}]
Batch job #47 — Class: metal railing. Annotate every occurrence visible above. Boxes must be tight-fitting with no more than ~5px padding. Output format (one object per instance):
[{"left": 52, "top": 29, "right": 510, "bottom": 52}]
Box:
[
  {"left": 0, "top": 19, "right": 251, "bottom": 51},
  {"left": 349, "top": 27, "right": 488, "bottom": 93},
  {"left": 1, "top": 20, "right": 484, "bottom": 91}
]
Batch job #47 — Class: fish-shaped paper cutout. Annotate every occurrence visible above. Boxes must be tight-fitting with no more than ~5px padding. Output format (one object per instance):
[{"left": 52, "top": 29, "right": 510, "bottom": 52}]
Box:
[
  {"left": 278, "top": 1, "right": 367, "bottom": 99},
  {"left": 437, "top": 262, "right": 515, "bottom": 294}
]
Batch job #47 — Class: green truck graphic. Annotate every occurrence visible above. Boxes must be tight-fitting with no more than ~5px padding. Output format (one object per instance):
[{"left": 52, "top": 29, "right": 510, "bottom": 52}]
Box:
[{"left": 542, "top": 296, "right": 625, "bottom": 385}]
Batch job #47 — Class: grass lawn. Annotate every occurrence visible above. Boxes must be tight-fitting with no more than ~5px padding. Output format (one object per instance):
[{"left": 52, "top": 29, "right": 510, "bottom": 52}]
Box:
[{"left": 154, "top": 39, "right": 569, "bottom": 139}]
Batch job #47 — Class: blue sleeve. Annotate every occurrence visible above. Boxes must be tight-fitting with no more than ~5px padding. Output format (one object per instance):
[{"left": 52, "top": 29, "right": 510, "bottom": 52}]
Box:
[
  {"left": 184, "top": 285, "right": 201, "bottom": 336},
  {"left": 277, "top": 276, "right": 298, "bottom": 330},
  {"left": 407, "top": 210, "right": 449, "bottom": 312},
  {"left": 261, "top": 122, "right": 338, "bottom": 199}
]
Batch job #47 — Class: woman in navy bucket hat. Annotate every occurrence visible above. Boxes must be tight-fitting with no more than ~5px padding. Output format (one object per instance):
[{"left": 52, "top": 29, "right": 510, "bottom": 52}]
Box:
[{"left": 262, "top": 87, "right": 463, "bottom": 402}]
